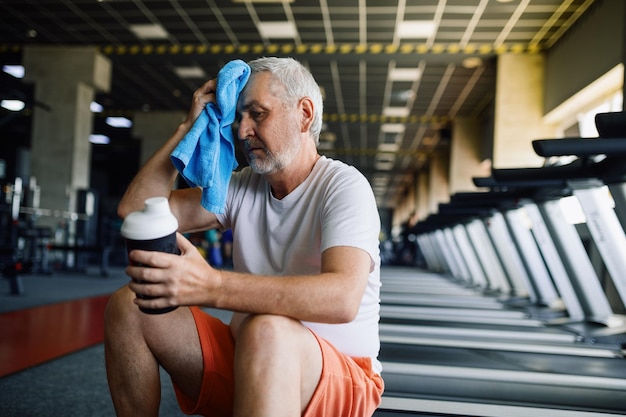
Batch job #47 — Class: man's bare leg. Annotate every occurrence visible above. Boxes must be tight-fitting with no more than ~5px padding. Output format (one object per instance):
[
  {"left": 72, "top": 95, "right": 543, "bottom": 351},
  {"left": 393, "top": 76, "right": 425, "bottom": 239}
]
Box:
[
  {"left": 233, "top": 314, "right": 323, "bottom": 417},
  {"left": 104, "top": 286, "right": 204, "bottom": 417}
]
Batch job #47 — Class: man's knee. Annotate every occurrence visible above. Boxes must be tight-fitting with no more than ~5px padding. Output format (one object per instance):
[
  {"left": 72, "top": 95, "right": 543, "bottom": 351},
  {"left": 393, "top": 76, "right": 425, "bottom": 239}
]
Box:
[
  {"left": 234, "top": 314, "right": 323, "bottom": 412},
  {"left": 105, "top": 286, "right": 136, "bottom": 328},
  {"left": 236, "top": 314, "right": 299, "bottom": 350}
]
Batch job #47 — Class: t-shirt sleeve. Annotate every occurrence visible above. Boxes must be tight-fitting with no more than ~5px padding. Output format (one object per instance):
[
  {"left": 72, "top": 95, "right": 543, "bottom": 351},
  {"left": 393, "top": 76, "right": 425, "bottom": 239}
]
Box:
[{"left": 320, "top": 167, "right": 381, "bottom": 265}]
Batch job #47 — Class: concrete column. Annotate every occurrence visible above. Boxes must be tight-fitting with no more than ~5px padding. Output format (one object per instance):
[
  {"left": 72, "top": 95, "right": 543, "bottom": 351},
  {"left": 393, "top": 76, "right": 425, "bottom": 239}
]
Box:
[
  {"left": 403, "top": 177, "right": 417, "bottom": 217},
  {"left": 449, "top": 118, "right": 490, "bottom": 194},
  {"left": 416, "top": 170, "right": 430, "bottom": 217},
  {"left": 23, "top": 46, "right": 111, "bottom": 227},
  {"left": 493, "top": 53, "right": 558, "bottom": 169},
  {"left": 393, "top": 181, "right": 412, "bottom": 229},
  {"left": 133, "top": 111, "right": 186, "bottom": 166},
  {"left": 427, "top": 150, "right": 450, "bottom": 215}
]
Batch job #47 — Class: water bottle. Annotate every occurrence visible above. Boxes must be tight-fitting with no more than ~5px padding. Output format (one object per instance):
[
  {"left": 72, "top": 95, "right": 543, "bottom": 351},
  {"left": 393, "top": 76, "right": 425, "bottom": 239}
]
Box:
[{"left": 121, "top": 196, "right": 180, "bottom": 314}]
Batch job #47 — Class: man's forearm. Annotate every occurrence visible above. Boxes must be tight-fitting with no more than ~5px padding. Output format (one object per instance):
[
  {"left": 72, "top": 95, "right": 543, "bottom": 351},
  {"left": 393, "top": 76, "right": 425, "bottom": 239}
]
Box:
[
  {"left": 118, "top": 121, "right": 192, "bottom": 219},
  {"left": 213, "top": 247, "right": 371, "bottom": 324}
]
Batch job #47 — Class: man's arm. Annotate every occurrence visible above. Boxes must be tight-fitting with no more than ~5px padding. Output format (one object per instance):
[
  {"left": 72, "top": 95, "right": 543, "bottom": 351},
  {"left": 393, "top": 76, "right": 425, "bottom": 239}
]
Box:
[
  {"left": 126, "top": 237, "right": 372, "bottom": 324},
  {"left": 117, "top": 79, "right": 222, "bottom": 233},
  {"left": 216, "top": 245, "right": 371, "bottom": 323},
  {"left": 117, "top": 121, "right": 189, "bottom": 219}
]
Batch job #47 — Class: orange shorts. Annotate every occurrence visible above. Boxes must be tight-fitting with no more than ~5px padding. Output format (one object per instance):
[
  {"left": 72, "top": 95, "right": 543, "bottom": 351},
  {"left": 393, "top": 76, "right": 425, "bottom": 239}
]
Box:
[{"left": 173, "top": 307, "right": 384, "bottom": 417}]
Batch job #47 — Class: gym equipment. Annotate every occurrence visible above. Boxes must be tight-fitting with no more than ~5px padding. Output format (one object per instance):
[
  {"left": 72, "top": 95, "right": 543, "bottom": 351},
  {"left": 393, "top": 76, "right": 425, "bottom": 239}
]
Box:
[
  {"left": 376, "top": 113, "right": 626, "bottom": 415},
  {"left": 1, "top": 177, "right": 25, "bottom": 294},
  {"left": 1, "top": 177, "right": 110, "bottom": 295}
]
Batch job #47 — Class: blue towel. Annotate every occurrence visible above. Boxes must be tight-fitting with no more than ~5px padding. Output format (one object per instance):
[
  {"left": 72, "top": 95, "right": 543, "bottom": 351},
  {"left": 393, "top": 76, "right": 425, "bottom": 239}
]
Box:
[{"left": 171, "top": 60, "right": 251, "bottom": 213}]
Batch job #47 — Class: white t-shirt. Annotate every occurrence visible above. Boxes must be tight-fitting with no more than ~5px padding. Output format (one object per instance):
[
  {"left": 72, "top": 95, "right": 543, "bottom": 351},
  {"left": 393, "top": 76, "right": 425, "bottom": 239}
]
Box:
[{"left": 216, "top": 156, "right": 382, "bottom": 373}]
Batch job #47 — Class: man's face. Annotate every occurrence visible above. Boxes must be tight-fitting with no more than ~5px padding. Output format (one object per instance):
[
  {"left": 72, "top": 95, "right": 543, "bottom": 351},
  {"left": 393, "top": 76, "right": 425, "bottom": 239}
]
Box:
[{"left": 236, "top": 72, "right": 303, "bottom": 175}]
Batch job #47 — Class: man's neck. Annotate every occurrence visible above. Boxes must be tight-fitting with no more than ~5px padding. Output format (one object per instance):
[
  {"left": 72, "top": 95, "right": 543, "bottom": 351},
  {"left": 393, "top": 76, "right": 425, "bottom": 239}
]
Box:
[{"left": 267, "top": 151, "right": 321, "bottom": 200}]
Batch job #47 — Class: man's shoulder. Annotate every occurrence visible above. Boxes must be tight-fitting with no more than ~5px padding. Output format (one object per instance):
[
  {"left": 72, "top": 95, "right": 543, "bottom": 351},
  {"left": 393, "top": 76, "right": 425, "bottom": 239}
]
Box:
[
  {"left": 315, "top": 156, "right": 368, "bottom": 188},
  {"left": 316, "top": 155, "right": 361, "bottom": 178}
]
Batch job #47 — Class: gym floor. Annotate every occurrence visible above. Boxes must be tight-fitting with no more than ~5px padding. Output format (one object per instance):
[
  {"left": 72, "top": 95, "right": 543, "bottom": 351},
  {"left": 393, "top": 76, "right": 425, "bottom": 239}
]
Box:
[
  {"left": 3, "top": 266, "right": 624, "bottom": 417},
  {"left": 0, "top": 268, "right": 188, "bottom": 417},
  {"left": 0, "top": 269, "right": 414, "bottom": 417}
]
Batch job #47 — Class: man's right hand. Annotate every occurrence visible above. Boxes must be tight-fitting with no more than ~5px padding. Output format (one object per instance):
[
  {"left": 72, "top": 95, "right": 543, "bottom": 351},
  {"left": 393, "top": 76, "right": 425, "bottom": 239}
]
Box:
[{"left": 184, "top": 79, "right": 218, "bottom": 129}]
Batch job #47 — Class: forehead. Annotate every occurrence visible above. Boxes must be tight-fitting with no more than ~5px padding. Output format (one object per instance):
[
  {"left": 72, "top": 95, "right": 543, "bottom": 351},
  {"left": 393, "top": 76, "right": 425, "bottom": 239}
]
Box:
[{"left": 238, "top": 72, "right": 280, "bottom": 108}]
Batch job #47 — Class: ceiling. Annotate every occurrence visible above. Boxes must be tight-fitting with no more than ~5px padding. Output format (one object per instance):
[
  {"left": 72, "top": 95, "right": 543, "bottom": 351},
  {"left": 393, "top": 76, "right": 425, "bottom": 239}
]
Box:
[{"left": 0, "top": 0, "right": 598, "bottom": 208}]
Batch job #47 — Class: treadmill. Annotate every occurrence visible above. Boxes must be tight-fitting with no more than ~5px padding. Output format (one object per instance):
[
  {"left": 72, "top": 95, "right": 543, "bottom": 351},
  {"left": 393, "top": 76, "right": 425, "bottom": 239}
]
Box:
[{"left": 377, "top": 112, "right": 626, "bottom": 415}]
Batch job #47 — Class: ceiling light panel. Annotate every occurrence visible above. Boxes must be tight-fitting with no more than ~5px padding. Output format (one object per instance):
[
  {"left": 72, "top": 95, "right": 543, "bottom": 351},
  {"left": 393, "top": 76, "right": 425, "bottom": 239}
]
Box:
[
  {"left": 90, "top": 101, "right": 103, "bottom": 113},
  {"left": 106, "top": 116, "right": 133, "bottom": 128},
  {"left": 375, "top": 153, "right": 396, "bottom": 171},
  {"left": 381, "top": 123, "right": 406, "bottom": 134},
  {"left": 129, "top": 24, "right": 169, "bottom": 40},
  {"left": 174, "top": 66, "right": 206, "bottom": 79},
  {"left": 383, "top": 107, "right": 410, "bottom": 118},
  {"left": 389, "top": 68, "right": 422, "bottom": 82},
  {"left": 1, "top": 100, "right": 25, "bottom": 111},
  {"left": 396, "top": 20, "right": 437, "bottom": 40},
  {"left": 257, "top": 21, "right": 298, "bottom": 39},
  {"left": 2, "top": 65, "right": 25, "bottom": 79},
  {"left": 378, "top": 143, "right": 400, "bottom": 152},
  {"left": 89, "top": 134, "right": 110, "bottom": 145}
]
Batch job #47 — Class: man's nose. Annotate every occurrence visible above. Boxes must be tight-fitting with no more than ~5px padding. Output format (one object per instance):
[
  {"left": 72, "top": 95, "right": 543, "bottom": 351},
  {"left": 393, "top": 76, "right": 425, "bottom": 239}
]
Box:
[{"left": 237, "top": 117, "right": 252, "bottom": 140}]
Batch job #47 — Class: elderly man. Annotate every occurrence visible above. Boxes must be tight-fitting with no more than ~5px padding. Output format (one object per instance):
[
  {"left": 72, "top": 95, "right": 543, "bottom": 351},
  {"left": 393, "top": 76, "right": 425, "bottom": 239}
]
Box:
[{"left": 105, "top": 57, "right": 383, "bottom": 417}]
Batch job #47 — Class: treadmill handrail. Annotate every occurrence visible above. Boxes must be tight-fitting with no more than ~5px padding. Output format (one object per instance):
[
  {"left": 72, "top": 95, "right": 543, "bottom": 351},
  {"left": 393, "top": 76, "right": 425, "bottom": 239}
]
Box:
[{"left": 533, "top": 138, "right": 626, "bottom": 157}]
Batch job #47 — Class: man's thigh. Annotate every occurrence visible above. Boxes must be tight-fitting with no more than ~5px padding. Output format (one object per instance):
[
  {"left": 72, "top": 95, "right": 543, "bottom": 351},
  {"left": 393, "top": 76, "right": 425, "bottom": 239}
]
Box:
[
  {"left": 171, "top": 307, "right": 235, "bottom": 417},
  {"left": 303, "top": 333, "right": 384, "bottom": 417}
]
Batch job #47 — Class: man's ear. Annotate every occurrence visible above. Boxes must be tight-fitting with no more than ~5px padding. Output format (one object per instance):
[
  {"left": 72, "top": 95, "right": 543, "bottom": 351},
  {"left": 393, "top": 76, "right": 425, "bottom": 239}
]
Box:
[{"left": 299, "top": 96, "right": 315, "bottom": 133}]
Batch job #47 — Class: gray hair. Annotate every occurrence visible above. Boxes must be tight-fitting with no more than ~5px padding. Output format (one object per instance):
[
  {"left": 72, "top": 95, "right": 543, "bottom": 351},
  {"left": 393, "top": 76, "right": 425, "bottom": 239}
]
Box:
[{"left": 247, "top": 57, "right": 324, "bottom": 142}]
